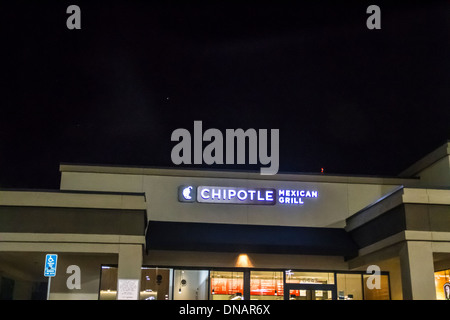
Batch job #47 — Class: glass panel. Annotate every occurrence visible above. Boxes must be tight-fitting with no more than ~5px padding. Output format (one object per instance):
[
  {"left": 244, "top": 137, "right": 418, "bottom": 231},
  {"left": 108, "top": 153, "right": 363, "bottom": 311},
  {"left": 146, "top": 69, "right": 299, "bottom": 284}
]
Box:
[
  {"left": 363, "top": 274, "right": 390, "bottom": 300},
  {"left": 210, "top": 271, "right": 244, "bottom": 300},
  {"left": 337, "top": 273, "right": 363, "bottom": 300},
  {"left": 99, "top": 266, "right": 118, "bottom": 300},
  {"left": 174, "top": 270, "right": 209, "bottom": 300},
  {"left": 435, "top": 269, "right": 450, "bottom": 300},
  {"left": 250, "top": 271, "right": 283, "bottom": 300},
  {"left": 140, "top": 267, "right": 172, "bottom": 300},
  {"left": 285, "top": 270, "right": 335, "bottom": 285},
  {"left": 289, "top": 289, "right": 332, "bottom": 300},
  {"left": 314, "top": 290, "right": 332, "bottom": 300}
]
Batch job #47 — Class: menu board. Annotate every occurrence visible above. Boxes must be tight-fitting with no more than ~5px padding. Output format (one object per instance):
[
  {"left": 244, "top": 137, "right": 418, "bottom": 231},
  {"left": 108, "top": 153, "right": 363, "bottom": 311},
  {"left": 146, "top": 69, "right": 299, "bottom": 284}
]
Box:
[
  {"left": 211, "top": 278, "right": 243, "bottom": 295},
  {"left": 211, "top": 277, "right": 285, "bottom": 296},
  {"left": 250, "top": 279, "right": 283, "bottom": 296}
]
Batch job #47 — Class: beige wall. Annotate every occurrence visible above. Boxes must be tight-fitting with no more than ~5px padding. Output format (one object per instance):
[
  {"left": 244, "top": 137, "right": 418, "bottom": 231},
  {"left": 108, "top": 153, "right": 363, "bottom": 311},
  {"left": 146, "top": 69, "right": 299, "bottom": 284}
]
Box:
[
  {"left": 49, "top": 253, "right": 117, "bottom": 300},
  {"left": 60, "top": 171, "right": 403, "bottom": 228},
  {"left": 144, "top": 250, "right": 350, "bottom": 271},
  {"left": 417, "top": 156, "right": 450, "bottom": 188},
  {"left": 0, "top": 251, "right": 117, "bottom": 300}
]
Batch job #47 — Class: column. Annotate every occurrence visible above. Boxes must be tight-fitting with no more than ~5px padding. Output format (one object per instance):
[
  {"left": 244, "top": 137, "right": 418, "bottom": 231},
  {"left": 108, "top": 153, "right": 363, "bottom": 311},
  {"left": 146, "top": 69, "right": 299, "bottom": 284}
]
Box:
[
  {"left": 243, "top": 270, "right": 250, "bottom": 301},
  {"left": 117, "top": 244, "right": 143, "bottom": 300},
  {"left": 399, "top": 241, "right": 436, "bottom": 300}
]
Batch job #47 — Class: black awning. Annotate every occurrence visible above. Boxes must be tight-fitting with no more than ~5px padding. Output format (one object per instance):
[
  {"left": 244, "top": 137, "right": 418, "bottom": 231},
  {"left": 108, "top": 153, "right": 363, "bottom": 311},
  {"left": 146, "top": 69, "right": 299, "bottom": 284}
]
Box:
[{"left": 145, "top": 221, "right": 358, "bottom": 258}]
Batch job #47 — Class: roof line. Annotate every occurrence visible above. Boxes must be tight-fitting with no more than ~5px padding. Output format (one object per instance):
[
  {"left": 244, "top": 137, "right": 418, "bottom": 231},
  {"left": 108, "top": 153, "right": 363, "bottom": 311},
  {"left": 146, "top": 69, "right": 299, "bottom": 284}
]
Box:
[
  {"left": 399, "top": 141, "right": 450, "bottom": 177},
  {"left": 0, "top": 188, "right": 145, "bottom": 196},
  {"left": 59, "top": 162, "right": 419, "bottom": 185}
]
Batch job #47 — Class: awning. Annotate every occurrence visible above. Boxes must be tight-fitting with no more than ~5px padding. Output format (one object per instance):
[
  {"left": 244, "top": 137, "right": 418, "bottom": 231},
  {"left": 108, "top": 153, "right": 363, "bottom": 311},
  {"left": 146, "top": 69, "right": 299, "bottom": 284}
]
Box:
[{"left": 145, "top": 221, "right": 358, "bottom": 258}]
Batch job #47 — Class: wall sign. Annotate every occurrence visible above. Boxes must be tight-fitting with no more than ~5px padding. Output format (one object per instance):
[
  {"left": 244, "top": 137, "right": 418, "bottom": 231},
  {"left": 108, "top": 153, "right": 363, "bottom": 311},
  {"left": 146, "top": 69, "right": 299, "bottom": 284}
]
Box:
[{"left": 178, "top": 185, "right": 318, "bottom": 205}]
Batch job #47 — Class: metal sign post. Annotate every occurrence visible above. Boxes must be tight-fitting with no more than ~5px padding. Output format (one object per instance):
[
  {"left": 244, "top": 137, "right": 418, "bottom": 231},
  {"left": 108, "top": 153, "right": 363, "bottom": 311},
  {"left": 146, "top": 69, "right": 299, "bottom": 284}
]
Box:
[{"left": 44, "top": 254, "right": 58, "bottom": 300}]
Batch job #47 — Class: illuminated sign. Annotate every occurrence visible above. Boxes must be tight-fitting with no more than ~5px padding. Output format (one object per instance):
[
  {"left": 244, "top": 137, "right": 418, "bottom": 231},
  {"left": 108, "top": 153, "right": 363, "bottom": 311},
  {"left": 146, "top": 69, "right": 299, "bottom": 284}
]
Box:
[
  {"left": 278, "top": 189, "right": 318, "bottom": 204},
  {"left": 178, "top": 185, "right": 197, "bottom": 202},
  {"left": 198, "top": 186, "right": 276, "bottom": 205},
  {"left": 178, "top": 186, "right": 318, "bottom": 205}
]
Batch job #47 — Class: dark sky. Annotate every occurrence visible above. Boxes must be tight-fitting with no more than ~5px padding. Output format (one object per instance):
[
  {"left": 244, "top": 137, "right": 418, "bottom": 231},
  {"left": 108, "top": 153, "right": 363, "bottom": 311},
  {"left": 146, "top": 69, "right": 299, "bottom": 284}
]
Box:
[{"left": 1, "top": 0, "right": 449, "bottom": 189}]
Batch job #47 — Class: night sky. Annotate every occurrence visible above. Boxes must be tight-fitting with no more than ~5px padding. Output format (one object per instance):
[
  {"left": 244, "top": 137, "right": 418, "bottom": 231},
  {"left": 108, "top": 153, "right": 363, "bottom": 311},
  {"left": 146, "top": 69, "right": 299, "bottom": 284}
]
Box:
[{"left": 1, "top": 0, "right": 449, "bottom": 189}]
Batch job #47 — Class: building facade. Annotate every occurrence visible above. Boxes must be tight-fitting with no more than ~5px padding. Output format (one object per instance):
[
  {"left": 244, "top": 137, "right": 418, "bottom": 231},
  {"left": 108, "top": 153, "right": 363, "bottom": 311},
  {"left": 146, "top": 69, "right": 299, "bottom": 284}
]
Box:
[{"left": 1, "top": 141, "right": 450, "bottom": 300}]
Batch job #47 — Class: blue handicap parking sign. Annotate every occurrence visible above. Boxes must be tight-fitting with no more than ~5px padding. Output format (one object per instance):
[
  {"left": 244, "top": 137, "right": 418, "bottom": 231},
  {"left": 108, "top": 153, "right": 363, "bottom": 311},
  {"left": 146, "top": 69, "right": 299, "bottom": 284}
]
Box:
[{"left": 44, "top": 254, "right": 58, "bottom": 277}]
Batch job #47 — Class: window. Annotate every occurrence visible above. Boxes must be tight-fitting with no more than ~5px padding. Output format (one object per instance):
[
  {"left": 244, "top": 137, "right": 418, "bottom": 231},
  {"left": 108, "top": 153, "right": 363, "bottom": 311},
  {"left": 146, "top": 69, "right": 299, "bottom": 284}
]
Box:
[
  {"left": 210, "top": 271, "right": 244, "bottom": 300},
  {"left": 250, "top": 271, "right": 283, "bottom": 300},
  {"left": 337, "top": 273, "right": 363, "bottom": 300},
  {"left": 435, "top": 269, "right": 450, "bottom": 300},
  {"left": 140, "top": 267, "right": 172, "bottom": 300},
  {"left": 363, "top": 274, "right": 390, "bottom": 300},
  {"left": 99, "top": 266, "right": 118, "bottom": 300},
  {"left": 174, "top": 269, "right": 209, "bottom": 300},
  {"left": 99, "top": 266, "right": 173, "bottom": 300}
]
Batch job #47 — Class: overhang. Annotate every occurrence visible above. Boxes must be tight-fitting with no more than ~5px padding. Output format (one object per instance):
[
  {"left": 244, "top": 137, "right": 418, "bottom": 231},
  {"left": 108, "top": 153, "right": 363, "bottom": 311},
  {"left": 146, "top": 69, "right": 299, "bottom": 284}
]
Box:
[{"left": 145, "top": 221, "right": 358, "bottom": 258}]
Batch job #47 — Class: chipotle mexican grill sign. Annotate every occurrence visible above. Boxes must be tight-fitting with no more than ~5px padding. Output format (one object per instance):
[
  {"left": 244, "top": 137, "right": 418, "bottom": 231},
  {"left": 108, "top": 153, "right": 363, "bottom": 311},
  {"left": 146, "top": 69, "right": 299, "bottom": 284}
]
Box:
[{"left": 178, "top": 185, "right": 318, "bottom": 206}]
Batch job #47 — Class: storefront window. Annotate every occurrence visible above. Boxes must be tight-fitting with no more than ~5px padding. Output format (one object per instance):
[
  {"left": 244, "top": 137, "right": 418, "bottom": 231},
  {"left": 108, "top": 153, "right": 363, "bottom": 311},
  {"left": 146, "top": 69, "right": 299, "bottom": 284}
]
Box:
[
  {"left": 435, "top": 269, "right": 450, "bottom": 300},
  {"left": 285, "top": 271, "right": 335, "bottom": 285},
  {"left": 99, "top": 266, "right": 173, "bottom": 300},
  {"left": 98, "top": 267, "right": 392, "bottom": 300},
  {"left": 363, "top": 274, "right": 390, "bottom": 300},
  {"left": 99, "top": 266, "right": 118, "bottom": 300},
  {"left": 250, "top": 271, "right": 283, "bottom": 300},
  {"left": 210, "top": 271, "right": 244, "bottom": 300},
  {"left": 336, "top": 273, "right": 363, "bottom": 300},
  {"left": 140, "top": 267, "right": 172, "bottom": 300},
  {"left": 174, "top": 269, "right": 209, "bottom": 300}
]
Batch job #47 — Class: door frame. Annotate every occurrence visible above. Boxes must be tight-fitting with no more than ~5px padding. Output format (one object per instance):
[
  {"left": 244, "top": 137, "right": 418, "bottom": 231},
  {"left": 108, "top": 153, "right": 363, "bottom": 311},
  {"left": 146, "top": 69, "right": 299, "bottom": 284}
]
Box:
[{"left": 284, "top": 283, "right": 337, "bottom": 300}]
